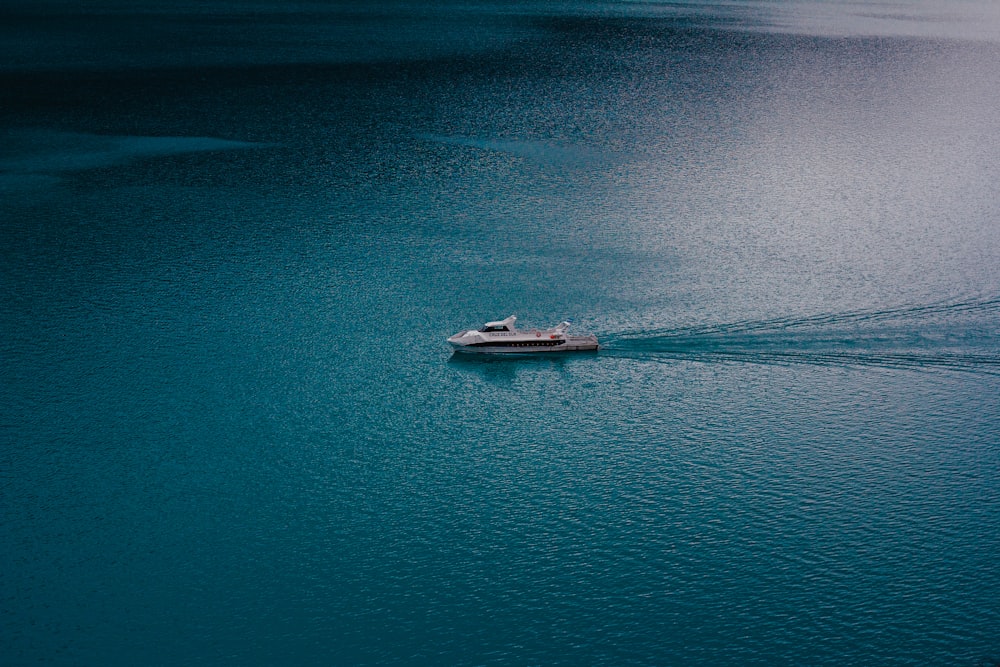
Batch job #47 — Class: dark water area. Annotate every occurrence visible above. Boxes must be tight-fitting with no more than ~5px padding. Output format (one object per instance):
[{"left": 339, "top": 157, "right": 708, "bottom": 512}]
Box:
[{"left": 3, "top": 2, "right": 1000, "bottom": 665}]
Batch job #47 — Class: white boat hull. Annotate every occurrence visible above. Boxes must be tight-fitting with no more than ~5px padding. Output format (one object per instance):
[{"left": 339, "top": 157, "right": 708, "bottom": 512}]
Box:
[{"left": 449, "top": 335, "right": 600, "bottom": 354}]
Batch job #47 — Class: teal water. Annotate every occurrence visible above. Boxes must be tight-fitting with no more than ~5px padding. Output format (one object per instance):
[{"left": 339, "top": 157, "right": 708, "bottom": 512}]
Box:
[{"left": 3, "top": 2, "right": 1000, "bottom": 665}]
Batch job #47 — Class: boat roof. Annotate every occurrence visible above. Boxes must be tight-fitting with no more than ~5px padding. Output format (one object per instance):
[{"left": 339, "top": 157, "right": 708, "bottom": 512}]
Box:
[{"left": 484, "top": 315, "right": 517, "bottom": 329}]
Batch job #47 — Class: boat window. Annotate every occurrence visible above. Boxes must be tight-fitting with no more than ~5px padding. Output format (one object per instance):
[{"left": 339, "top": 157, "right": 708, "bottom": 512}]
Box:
[{"left": 480, "top": 325, "right": 510, "bottom": 332}]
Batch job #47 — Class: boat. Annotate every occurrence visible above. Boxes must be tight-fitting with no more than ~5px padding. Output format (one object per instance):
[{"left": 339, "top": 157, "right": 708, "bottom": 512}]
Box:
[{"left": 448, "top": 315, "right": 599, "bottom": 354}]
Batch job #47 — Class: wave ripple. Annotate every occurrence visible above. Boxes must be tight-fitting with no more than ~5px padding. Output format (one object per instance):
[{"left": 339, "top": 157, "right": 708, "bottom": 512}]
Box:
[{"left": 602, "top": 296, "right": 1000, "bottom": 375}]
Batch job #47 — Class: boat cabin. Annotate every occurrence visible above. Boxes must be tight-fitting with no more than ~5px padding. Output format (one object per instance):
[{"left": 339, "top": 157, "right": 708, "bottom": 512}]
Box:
[{"left": 480, "top": 315, "right": 517, "bottom": 333}]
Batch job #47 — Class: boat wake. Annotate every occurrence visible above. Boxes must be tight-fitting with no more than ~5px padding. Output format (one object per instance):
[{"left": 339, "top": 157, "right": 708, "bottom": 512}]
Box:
[{"left": 600, "top": 296, "right": 1000, "bottom": 375}]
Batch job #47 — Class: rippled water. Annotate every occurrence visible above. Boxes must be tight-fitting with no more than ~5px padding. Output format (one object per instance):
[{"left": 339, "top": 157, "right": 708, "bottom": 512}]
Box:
[{"left": 3, "top": 2, "right": 1000, "bottom": 665}]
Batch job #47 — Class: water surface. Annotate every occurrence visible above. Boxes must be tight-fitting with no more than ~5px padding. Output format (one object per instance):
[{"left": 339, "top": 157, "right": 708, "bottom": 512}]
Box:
[{"left": 2, "top": 2, "right": 1000, "bottom": 665}]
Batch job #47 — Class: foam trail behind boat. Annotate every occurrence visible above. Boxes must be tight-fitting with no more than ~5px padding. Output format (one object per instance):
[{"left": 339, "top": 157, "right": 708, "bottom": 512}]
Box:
[{"left": 599, "top": 296, "right": 1000, "bottom": 375}]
